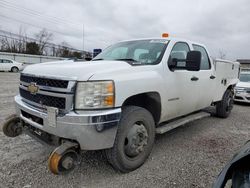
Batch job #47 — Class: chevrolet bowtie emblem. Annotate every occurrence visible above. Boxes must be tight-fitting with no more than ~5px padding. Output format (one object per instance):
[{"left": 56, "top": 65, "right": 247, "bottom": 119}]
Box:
[{"left": 27, "top": 83, "right": 39, "bottom": 94}]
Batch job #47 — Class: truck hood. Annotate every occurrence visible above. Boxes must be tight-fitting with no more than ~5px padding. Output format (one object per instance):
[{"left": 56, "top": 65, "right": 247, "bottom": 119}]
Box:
[
  {"left": 237, "top": 81, "right": 250, "bottom": 88},
  {"left": 22, "top": 60, "right": 131, "bottom": 81}
]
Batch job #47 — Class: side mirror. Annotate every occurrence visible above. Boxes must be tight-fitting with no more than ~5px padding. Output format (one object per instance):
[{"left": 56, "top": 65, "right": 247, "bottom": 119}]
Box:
[
  {"left": 168, "top": 57, "right": 177, "bottom": 69},
  {"left": 186, "top": 51, "right": 201, "bottom": 71}
]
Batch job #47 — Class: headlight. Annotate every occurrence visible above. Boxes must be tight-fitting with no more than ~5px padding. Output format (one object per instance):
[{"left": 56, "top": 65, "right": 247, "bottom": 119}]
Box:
[{"left": 75, "top": 81, "right": 114, "bottom": 109}]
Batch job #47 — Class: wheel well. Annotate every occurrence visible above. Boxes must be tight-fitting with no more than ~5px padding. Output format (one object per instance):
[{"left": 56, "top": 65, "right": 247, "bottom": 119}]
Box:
[
  {"left": 11, "top": 66, "right": 18, "bottom": 70},
  {"left": 227, "top": 84, "right": 236, "bottom": 92},
  {"left": 122, "top": 92, "right": 161, "bottom": 124}
]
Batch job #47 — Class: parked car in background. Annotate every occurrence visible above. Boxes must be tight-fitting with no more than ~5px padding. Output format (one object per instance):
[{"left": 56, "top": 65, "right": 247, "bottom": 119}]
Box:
[
  {"left": 234, "top": 70, "right": 250, "bottom": 103},
  {"left": 0, "top": 58, "right": 24, "bottom": 72}
]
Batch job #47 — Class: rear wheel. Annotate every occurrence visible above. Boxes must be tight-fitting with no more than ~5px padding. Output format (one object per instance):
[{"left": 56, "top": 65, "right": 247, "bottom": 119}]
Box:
[
  {"left": 105, "top": 106, "right": 155, "bottom": 173},
  {"left": 11, "top": 67, "right": 19, "bottom": 73},
  {"left": 216, "top": 89, "right": 234, "bottom": 118}
]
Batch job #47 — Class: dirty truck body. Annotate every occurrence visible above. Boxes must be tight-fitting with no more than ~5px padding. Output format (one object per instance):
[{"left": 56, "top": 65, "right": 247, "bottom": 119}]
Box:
[{"left": 5, "top": 37, "right": 240, "bottom": 174}]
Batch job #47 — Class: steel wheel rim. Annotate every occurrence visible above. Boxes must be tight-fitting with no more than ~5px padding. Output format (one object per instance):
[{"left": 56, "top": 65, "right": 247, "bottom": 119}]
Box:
[{"left": 124, "top": 121, "right": 149, "bottom": 158}]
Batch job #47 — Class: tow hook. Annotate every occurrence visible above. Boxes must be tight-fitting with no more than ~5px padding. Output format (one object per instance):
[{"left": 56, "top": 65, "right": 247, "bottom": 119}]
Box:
[
  {"left": 2, "top": 114, "right": 23, "bottom": 137},
  {"left": 48, "top": 141, "right": 80, "bottom": 175}
]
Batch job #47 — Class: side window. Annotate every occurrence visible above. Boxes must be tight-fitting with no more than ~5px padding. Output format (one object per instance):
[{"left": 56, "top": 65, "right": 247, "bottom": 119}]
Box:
[
  {"left": 168, "top": 42, "right": 190, "bottom": 69},
  {"left": 2, "top": 59, "right": 12, "bottom": 63},
  {"left": 193, "top": 45, "right": 211, "bottom": 70}
]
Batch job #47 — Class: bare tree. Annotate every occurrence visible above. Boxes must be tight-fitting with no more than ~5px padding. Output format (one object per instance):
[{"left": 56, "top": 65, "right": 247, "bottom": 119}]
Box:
[
  {"left": 218, "top": 50, "right": 226, "bottom": 59},
  {"left": 17, "top": 26, "right": 28, "bottom": 53},
  {"left": 35, "top": 29, "right": 53, "bottom": 55},
  {"left": 0, "top": 35, "right": 10, "bottom": 52},
  {"left": 0, "top": 26, "right": 28, "bottom": 53}
]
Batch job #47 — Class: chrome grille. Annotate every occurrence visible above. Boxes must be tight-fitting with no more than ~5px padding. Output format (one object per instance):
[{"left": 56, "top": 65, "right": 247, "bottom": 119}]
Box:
[
  {"left": 235, "top": 87, "right": 246, "bottom": 93},
  {"left": 20, "top": 74, "right": 69, "bottom": 88},
  {"left": 20, "top": 88, "right": 66, "bottom": 109},
  {"left": 19, "top": 74, "right": 76, "bottom": 112}
]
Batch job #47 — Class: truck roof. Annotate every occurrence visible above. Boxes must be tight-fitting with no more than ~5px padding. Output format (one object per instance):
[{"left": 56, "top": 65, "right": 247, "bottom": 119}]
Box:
[{"left": 119, "top": 37, "right": 205, "bottom": 47}]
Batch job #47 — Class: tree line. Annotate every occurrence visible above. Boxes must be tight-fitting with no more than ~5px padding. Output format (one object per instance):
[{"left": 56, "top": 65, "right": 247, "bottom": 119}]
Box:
[{"left": 0, "top": 28, "right": 91, "bottom": 59}]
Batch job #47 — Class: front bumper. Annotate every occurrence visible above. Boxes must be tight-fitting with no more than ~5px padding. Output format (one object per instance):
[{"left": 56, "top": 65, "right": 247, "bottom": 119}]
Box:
[
  {"left": 15, "top": 95, "right": 121, "bottom": 150},
  {"left": 234, "top": 92, "right": 250, "bottom": 103}
]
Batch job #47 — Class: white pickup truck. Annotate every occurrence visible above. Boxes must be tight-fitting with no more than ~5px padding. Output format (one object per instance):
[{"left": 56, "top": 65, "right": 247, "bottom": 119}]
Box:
[{"left": 3, "top": 36, "right": 240, "bottom": 174}]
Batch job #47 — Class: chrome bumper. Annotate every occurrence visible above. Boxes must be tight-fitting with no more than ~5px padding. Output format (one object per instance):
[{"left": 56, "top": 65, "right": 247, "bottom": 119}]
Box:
[
  {"left": 234, "top": 93, "right": 250, "bottom": 103},
  {"left": 15, "top": 95, "right": 121, "bottom": 150}
]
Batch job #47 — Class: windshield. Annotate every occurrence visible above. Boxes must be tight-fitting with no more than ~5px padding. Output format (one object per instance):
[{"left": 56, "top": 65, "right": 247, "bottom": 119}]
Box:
[
  {"left": 92, "top": 39, "right": 168, "bottom": 65},
  {"left": 239, "top": 73, "right": 250, "bottom": 82}
]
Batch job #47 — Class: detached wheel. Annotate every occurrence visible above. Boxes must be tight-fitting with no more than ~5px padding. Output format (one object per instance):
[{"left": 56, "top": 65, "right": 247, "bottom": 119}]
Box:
[
  {"left": 48, "top": 149, "right": 79, "bottom": 175},
  {"left": 216, "top": 89, "right": 234, "bottom": 118},
  {"left": 2, "top": 114, "right": 22, "bottom": 137},
  {"left": 105, "top": 106, "right": 155, "bottom": 173},
  {"left": 11, "top": 67, "right": 19, "bottom": 73}
]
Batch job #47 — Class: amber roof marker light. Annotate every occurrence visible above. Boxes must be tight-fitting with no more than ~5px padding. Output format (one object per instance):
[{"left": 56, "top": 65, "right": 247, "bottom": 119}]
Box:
[{"left": 162, "top": 33, "right": 169, "bottom": 38}]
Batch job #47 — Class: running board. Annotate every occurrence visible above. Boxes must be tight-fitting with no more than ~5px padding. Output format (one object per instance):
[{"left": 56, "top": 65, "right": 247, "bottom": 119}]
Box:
[{"left": 156, "top": 112, "right": 210, "bottom": 134}]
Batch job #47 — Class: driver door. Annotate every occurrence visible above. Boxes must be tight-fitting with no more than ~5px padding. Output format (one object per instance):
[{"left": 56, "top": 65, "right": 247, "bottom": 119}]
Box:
[{"left": 165, "top": 42, "right": 200, "bottom": 119}]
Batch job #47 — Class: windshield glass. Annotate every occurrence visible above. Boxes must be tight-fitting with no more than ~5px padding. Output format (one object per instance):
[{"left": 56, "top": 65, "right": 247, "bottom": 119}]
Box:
[
  {"left": 239, "top": 73, "right": 250, "bottom": 82},
  {"left": 92, "top": 39, "right": 168, "bottom": 65}
]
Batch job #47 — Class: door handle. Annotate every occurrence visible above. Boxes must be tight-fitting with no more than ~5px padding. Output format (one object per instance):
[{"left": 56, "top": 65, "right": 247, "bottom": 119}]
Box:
[
  {"left": 210, "top": 75, "right": 216, "bottom": 79},
  {"left": 191, "top": 76, "right": 199, "bottom": 81}
]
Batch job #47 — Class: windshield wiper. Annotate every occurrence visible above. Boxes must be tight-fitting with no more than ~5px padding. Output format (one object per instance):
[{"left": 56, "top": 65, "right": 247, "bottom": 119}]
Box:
[
  {"left": 114, "top": 58, "right": 143, "bottom": 65},
  {"left": 115, "top": 58, "right": 137, "bottom": 62},
  {"left": 92, "top": 58, "right": 103, "bottom": 61}
]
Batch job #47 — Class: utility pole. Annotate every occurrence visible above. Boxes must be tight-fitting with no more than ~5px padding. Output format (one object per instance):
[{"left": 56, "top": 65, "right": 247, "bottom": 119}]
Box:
[{"left": 82, "top": 24, "right": 84, "bottom": 59}]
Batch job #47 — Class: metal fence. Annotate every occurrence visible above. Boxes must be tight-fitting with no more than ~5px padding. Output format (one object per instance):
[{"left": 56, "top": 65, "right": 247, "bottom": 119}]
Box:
[{"left": 0, "top": 51, "right": 67, "bottom": 64}]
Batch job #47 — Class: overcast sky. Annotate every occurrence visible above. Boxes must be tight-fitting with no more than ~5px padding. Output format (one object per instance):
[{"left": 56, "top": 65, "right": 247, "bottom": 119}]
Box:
[{"left": 0, "top": 0, "right": 249, "bottom": 60}]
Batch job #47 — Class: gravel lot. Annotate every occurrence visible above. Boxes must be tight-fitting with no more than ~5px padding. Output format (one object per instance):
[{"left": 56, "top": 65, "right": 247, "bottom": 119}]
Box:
[{"left": 0, "top": 72, "right": 249, "bottom": 188}]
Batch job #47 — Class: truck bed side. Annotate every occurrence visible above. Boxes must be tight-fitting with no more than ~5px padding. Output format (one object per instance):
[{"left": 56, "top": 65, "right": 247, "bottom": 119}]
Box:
[{"left": 213, "top": 59, "right": 240, "bottom": 102}]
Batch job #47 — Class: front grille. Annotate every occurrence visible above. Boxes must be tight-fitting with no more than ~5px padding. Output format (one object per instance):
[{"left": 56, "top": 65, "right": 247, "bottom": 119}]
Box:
[
  {"left": 235, "top": 87, "right": 246, "bottom": 93},
  {"left": 20, "top": 88, "right": 66, "bottom": 109},
  {"left": 20, "top": 74, "right": 69, "bottom": 88}
]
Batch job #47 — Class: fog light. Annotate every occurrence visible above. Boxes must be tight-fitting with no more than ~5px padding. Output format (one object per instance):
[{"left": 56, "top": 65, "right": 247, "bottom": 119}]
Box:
[{"left": 96, "top": 124, "right": 104, "bottom": 132}]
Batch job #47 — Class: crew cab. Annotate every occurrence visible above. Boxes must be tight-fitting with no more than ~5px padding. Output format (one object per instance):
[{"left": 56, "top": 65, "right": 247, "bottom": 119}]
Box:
[{"left": 3, "top": 36, "right": 240, "bottom": 174}]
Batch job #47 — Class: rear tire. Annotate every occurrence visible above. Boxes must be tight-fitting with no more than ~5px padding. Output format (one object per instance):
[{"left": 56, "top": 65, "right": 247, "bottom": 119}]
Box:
[
  {"left": 105, "top": 106, "right": 155, "bottom": 173},
  {"left": 216, "top": 89, "right": 234, "bottom": 118},
  {"left": 11, "top": 67, "right": 19, "bottom": 73}
]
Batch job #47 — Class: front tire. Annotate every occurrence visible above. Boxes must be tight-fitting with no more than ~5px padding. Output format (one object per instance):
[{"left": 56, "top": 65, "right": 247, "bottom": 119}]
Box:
[
  {"left": 11, "top": 67, "right": 19, "bottom": 73},
  {"left": 216, "top": 89, "right": 234, "bottom": 118},
  {"left": 105, "top": 106, "right": 155, "bottom": 173}
]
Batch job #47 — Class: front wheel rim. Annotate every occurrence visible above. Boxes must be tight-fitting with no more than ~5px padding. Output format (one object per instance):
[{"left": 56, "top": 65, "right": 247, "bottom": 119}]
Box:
[
  {"left": 12, "top": 68, "right": 18, "bottom": 72},
  {"left": 124, "top": 122, "right": 149, "bottom": 158}
]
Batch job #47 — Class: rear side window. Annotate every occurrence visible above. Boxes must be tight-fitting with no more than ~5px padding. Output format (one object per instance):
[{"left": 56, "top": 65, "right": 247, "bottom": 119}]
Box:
[{"left": 193, "top": 45, "right": 211, "bottom": 70}]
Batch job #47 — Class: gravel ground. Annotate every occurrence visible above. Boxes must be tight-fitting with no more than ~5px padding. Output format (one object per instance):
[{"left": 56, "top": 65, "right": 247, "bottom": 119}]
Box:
[{"left": 0, "top": 72, "right": 249, "bottom": 188}]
